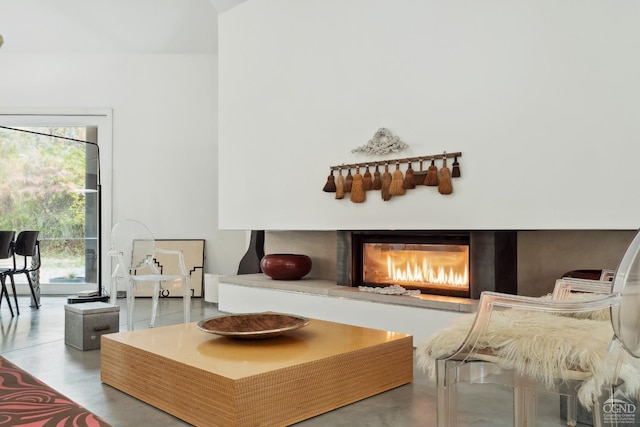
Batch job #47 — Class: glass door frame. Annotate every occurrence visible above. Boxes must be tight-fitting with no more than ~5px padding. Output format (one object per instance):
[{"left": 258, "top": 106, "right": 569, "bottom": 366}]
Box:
[{"left": 0, "top": 109, "right": 113, "bottom": 296}]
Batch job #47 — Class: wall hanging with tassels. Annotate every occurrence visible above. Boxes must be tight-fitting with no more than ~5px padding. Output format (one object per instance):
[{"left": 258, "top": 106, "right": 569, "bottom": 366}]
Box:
[{"left": 322, "top": 152, "right": 462, "bottom": 202}]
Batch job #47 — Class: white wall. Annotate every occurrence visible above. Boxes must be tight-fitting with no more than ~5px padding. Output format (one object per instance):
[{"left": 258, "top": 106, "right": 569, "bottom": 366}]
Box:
[
  {"left": 0, "top": 0, "right": 218, "bottom": 54},
  {"left": 219, "top": 0, "right": 640, "bottom": 231},
  {"left": 0, "top": 52, "right": 247, "bottom": 277}
]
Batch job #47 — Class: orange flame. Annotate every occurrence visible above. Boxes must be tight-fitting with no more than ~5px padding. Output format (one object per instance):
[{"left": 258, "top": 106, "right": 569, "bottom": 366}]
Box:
[{"left": 386, "top": 254, "right": 468, "bottom": 288}]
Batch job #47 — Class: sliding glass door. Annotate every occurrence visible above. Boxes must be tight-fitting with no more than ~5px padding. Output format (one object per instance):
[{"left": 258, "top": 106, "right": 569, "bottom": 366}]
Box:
[{"left": 0, "top": 111, "right": 112, "bottom": 297}]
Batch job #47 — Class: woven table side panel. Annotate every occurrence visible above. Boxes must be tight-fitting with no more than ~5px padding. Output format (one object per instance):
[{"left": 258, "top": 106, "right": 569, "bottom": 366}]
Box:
[
  {"left": 233, "top": 336, "right": 414, "bottom": 427},
  {"left": 101, "top": 339, "right": 238, "bottom": 426}
]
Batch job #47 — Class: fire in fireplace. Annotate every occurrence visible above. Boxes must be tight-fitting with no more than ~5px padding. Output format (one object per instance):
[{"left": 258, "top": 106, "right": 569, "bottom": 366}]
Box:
[
  {"left": 337, "top": 230, "right": 517, "bottom": 299},
  {"left": 362, "top": 241, "right": 470, "bottom": 296},
  {"left": 353, "top": 231, "right": 471, "bottom": 297}
]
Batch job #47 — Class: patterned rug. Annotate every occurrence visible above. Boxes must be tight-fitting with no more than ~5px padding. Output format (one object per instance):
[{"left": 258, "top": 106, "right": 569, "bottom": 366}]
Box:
[{"left": 0, "top": 356, "right": 111, "bottom": 426}]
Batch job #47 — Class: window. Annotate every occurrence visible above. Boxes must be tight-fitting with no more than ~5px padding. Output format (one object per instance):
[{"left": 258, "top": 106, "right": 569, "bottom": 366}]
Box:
[{"left": 0, "top": 111, "right": 112, "bottom": 296}]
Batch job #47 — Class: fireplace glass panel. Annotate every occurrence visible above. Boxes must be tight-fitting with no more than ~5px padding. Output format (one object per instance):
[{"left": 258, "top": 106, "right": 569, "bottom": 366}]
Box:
[{"left": 362, "top": 242, "right": 470, "bottom": 293}]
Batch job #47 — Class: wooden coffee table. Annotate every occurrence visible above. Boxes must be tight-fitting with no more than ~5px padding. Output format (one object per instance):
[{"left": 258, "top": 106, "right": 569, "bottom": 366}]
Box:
[{"left": 101, "top": 317, "right": 413, "bottom": 427}]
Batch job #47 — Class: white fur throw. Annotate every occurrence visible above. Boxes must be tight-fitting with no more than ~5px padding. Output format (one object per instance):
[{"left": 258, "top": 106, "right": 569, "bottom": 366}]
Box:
[{"left": 416, "top": 309, "right": 640, "bottom": 408}]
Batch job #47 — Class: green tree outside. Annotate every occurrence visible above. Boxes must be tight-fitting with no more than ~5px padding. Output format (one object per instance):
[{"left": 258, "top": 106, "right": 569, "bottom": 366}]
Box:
[{"left": 0, "top": 127, "right": 90, "bottom": 282}]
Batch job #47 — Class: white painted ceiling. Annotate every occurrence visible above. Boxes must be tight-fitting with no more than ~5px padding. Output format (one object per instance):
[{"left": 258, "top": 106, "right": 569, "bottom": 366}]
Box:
[{"left": 0, "top": 0, "right": 246, "bottom": 54}]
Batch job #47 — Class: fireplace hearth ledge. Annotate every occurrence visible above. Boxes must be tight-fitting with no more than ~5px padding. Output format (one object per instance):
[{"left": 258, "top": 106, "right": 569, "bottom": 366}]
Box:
[{"left": 218, "top": 274, "right": 477, "bottom": 313}]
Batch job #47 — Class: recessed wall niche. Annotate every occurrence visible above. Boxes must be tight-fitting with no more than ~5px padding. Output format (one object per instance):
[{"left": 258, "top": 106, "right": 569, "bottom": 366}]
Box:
[{"left": 264, "top": 229, "right": 635, "bottom": 297}]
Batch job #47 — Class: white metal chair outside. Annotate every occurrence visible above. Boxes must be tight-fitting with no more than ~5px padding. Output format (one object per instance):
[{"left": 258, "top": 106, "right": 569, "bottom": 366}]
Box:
[
  {"left": 109, "top": 219, "right": 191, "bottom": 331},
  {"left": 418, "top": 230, "right": 640, "bottom": 427}
]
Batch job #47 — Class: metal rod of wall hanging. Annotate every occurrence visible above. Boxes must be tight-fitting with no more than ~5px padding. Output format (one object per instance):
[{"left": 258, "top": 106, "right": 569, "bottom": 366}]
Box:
[{"left": 329, "top": 152, "right": 462, "bottom": 171}]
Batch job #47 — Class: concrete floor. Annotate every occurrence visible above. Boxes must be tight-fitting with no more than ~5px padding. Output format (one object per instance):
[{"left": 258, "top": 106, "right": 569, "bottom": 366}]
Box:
[{"left": 0, "top": 296, "right": 572, "bottom": 426}]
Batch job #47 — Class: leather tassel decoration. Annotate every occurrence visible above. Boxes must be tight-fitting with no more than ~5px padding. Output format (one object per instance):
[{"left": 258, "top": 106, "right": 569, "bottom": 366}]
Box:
[
  {"left": 403, "top": 162, "right": 416, "bottom": 190},
  {"left": 344, "top": 169, "right": 353, "bottom": 193},
  {"left": 335, "top": 169, "right": 345, "bottom": 199},
  {"left": 424, "top": 159, "right": 439, "bottom": 186},
  {"left": 322, "top": 170, "right": 336, "bottom": 192},
  {"left": 381, "top": 164, "right": 392, "bottom": 201},
  {"left": 452, "top": 156, "right": 461, "bottom": 178},
  {"left": 389, "top": 163, "right": 406, "bottom": 196},
  {"left": 372, "top": 165, "right": 382, "bottom": 190},
  {"left": 438, "top": 157, "right": 453, "bottom": 195},
  {"left": 363, "top": 166, "right": 373, "bottom": 191},
  {"left": 350, "top": 167, "right": 366, "bottom": 203}
]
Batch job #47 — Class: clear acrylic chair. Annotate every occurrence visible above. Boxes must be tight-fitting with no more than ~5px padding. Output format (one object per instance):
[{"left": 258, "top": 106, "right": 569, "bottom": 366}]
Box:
[
  {"left": 418, "top": 230, "right": 640, "bottom": 427},
  {"left": 109, "top": 219, "right": 191, "bottom": 331}
]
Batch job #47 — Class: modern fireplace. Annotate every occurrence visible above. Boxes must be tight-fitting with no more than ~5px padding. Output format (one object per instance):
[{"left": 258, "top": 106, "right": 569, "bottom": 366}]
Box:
[{"left": 337, "top": 230, "right": 518, "bottom": 299}]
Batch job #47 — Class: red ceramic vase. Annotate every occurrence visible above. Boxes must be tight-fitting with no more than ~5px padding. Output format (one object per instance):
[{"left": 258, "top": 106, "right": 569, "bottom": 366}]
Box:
[{"left": 260, "top": 254, "right": 312, "bottom": 280}]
